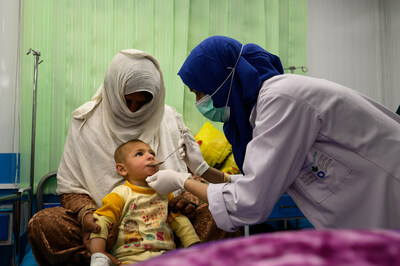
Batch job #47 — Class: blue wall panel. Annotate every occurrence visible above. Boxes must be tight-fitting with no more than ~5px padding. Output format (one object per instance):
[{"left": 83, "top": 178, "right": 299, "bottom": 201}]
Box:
[{"left": 0, "top": 153, "right": 20, "bottom": 184}]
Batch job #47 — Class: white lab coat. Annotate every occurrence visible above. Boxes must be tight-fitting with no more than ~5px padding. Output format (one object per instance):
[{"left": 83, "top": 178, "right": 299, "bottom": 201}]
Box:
[{"left": 208, "top": 74, "right": 400, "bottom": 231}]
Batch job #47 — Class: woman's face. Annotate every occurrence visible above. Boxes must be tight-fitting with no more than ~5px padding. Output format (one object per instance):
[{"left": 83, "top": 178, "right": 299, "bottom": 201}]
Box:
[
  {"left": 189, "top": 88, "right": 205, "bottom": 102},
  {"left": 124, "top": 91, "right": 153, "bottom": 112}
]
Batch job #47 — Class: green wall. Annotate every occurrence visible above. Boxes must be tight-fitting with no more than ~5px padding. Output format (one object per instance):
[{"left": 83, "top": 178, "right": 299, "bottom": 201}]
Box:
[{"left": 21, "top": 0, "right": 307, "bottom": 192}]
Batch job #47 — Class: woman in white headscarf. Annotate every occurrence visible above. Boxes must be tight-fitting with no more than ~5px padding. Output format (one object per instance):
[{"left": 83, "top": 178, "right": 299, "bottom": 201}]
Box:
[{"left": 27, "top": 50, "right": 191, "bottom": 265}]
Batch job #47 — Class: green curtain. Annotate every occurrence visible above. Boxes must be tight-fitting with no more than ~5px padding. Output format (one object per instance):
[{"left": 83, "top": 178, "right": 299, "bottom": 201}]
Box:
[{"left": 21, "top": 0, "right": 307, "bottom": 192}]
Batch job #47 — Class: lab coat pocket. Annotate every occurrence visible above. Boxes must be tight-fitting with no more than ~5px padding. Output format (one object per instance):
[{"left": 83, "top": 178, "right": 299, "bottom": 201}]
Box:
[{"left": 295, "top": 147, "right": 351, "bottom": 203}]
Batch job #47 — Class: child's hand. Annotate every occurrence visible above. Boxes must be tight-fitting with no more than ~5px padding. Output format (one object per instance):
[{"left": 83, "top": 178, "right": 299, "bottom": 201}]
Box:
[{"left": 105, "top": 252, "right": 121, "bottom": 266}]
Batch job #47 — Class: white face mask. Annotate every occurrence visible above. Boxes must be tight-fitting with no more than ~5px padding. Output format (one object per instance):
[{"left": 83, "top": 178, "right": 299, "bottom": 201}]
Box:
[{"left": 195, "top": 45, "right": 244, "bottom": 123}]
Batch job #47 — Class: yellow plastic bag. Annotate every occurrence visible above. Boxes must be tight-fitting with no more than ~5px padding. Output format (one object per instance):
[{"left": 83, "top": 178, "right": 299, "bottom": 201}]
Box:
[
  {"left": 220, "top": 153, "right": 240, "bottom": 175},
  {"left": 195, "top": 122, "right": 232, "bottom": 168}
]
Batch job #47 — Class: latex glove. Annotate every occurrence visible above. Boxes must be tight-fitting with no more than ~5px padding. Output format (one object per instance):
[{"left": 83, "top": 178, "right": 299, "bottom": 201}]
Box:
[
  {"left": 146, "top": 169, "right": 192, "bottom": 195},
  {"left": 179, "top": 132, "right": 209, "bottom": 176}
]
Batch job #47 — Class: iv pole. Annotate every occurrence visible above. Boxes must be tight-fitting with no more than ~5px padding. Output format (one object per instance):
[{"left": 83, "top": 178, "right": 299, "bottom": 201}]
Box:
[{"left": 26, "top": 48, "right": 43, "bottom": 218}]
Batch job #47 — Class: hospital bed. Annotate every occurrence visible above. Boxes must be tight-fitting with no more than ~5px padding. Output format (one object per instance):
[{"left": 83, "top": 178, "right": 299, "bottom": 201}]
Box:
[{"left": 135, "top": 229, "right": 400, "bottom": 266}]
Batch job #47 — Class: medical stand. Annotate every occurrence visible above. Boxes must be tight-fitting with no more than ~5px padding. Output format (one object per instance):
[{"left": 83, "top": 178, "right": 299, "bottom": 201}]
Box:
[
  {"left": 0, "top": 49, "right": 42, "bottom": 266},
  {"left": 26, "top": 49, "right": 43, "bottom": 219}
]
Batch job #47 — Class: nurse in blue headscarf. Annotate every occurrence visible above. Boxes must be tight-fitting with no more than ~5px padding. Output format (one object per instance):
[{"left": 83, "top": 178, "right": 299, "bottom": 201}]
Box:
[{"left": 147, "top": 36, "right": 400, "bottom": 232}]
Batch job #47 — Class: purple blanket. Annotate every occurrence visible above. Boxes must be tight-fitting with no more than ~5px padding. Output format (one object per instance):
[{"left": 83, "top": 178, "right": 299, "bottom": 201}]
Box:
[{"left": 136, "top": 229, "right": 400, "bottom": 266}]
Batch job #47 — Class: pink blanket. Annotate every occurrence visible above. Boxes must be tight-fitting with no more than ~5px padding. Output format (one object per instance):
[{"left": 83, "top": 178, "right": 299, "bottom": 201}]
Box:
[{"left": 136, "top": 229, "right": 400, "bottom": 266}]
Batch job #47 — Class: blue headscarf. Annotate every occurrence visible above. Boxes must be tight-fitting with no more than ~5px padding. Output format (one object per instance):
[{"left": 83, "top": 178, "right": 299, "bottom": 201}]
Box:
[{"left": 178, "top": 36, "right": 283, "bottom": 173}]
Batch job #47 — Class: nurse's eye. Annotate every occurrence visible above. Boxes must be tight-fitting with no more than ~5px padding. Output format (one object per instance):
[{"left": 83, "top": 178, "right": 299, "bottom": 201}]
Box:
[{"left": 135, "top": 152, "right": 143, "bottom": 157}]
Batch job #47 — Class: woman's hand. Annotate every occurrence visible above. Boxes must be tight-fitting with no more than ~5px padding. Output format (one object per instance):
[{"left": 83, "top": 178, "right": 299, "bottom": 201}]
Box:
[
  {"left": 169, "top": 195, "right": 197, "bottom": 219},
  {"left": 82, "top": 212, "right": 100, "bottom": 251}
]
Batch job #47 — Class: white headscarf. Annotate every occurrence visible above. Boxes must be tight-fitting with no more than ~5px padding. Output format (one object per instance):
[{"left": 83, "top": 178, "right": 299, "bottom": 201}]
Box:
[{"left": 57, "top": 49, "right": 188, "bottom": 206}]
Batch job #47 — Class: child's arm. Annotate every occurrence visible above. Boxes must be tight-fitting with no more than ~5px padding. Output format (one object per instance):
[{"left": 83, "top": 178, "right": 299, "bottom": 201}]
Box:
[
  {"left": 89, "top": 214, "right": 109, "bottom": 266},
  {"left": 90, "top": 214, "right": 121, "bottom": 265},
  {"left": 90, "top": 237, "right": 107, "bottom": 254},
  {"left": 170, "top": 214, "right": 200, "bottom": 247},
  {"left": 167, "top": 193, "right": 200, "bottom": 247},
  {"left": 89, "top": 214, "right": 114, "bottom": 253},
  {"left": 90, "top": 190, "right": 125, "bottom": 245},
  {"left": 89, "top": 189, "right": 126, "bottom": 266}
]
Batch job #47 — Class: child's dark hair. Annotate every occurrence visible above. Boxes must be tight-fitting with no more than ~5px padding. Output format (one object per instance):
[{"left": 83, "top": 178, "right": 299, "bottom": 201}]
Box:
[{"left": 114, "top": 139, "right": 145, "bottom": 163}]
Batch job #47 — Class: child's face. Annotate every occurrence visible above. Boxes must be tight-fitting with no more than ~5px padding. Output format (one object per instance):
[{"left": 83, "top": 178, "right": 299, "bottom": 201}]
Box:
[{"left": 118, "top": 141, "right": 159, "bottom": 186}]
